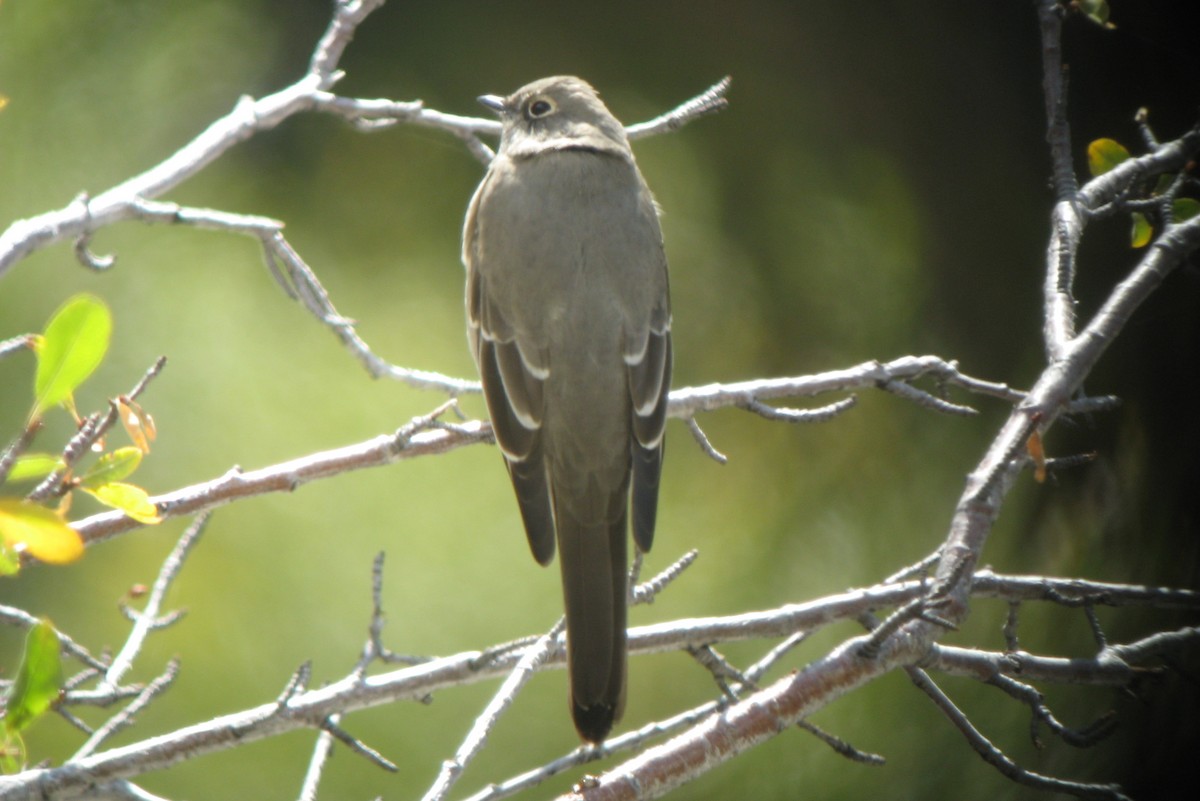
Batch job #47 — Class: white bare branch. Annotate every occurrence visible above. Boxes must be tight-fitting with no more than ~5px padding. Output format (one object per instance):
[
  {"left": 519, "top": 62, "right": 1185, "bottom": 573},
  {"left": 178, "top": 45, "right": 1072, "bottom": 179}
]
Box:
[
  {"left": 0, "top": 571, "right": 1192, "bottom": 801},
  {"left": 46, "top": 354, "right": 1038, "bottom": 555}
]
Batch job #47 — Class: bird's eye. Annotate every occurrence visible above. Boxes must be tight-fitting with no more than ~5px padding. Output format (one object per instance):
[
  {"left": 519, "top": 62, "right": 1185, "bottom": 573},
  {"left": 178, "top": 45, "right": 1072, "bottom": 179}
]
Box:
[{"left": 528, "top": 97, "right": 555, "bottom": 118}]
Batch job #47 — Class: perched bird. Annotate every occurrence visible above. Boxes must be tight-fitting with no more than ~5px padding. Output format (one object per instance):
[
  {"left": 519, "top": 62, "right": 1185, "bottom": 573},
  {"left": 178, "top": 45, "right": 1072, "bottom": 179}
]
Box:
[{"left": 463, "top": 76, "right": 672, "bottom": 743}]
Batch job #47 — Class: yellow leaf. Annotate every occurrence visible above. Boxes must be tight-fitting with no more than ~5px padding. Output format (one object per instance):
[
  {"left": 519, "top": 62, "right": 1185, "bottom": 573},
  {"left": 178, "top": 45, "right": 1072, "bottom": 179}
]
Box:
[
  {"left": 0, "top": 499, "right": 84, "bottom": 564},
  {"left": 1130, "top": 212, "right": 1153, "bottom": 248},
  {"left": 80, "top": 482, "right": 161, "bottom": 524},
  {"left": 1086, "top": 138, "right": 1130, "bottom": 177}
]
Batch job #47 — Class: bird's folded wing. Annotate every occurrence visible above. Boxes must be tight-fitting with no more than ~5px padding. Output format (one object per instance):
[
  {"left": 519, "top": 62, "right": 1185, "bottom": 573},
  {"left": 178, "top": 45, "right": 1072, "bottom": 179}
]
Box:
[
  {"left": 625, "top": 300, "right": 671, "bottom": 553},
  {"left": 469, "top": 267, "right": 556, "bottom": 564}
]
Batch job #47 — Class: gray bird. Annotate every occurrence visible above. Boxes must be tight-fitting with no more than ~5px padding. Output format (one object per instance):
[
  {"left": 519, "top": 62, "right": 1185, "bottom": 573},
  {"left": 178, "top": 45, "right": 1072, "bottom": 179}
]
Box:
[{"left": 463, "top": 76, "right": 671, "bottom": 743}]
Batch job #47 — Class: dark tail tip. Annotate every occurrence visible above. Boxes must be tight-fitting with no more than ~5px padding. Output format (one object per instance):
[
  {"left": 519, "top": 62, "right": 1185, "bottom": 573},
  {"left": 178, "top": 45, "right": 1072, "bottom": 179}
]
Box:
[{"left": 573, "top": 700, "right": 619, "bottom": 744}]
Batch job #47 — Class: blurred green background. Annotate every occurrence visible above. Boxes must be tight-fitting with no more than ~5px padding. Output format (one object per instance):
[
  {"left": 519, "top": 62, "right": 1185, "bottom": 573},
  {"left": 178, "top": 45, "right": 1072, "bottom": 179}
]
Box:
[{"left": 2, "top": 1, "right": 1197, "bottom": 798}]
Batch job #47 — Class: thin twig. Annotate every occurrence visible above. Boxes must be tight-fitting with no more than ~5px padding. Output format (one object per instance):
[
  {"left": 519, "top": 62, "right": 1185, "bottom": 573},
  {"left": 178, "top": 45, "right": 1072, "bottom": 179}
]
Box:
[
  {"left": 626, "top": 76, "right": 732, "bottom": 139},
  {"left": 0, "top": 605, "right": 109, "bottom": 672},
  {"left": 460, "top": 624, "right": 813, "bottom": 801},
  {"left": 317, "top": 716, "right": 397, "bottom": 773},
  {"left": 687, "top": 644, "right": 750, "bottom": 700},
  {"left": 26, "top": 357, "right": 167, "bottom": 502},
  {"left": 796, "top": 720, "right": 886, "bottom": 765},
  {"left": 97, "top": 514, "right": 210, "bottom": 693},
  {"left": 906, "top": 666, "right": 1130, "bottom": 800},
  {"left": 66, "top": 409, "right": 492, "bottom": 550},
  {"left": 420, "top": 620, "right": 565, "bottom": 801},
  {"left": 70, "top": 658, "right": 181, "bottom": 760},
  {"left": 877, "top": 380, "right": 976, "bottom": 416},
  {"left": 86, "top": 781, "right": 175, "bottom": 801},
  {"left": 986, "top": 673, "right": 1117, "bottom": 748},
  {"left": 683, "top": 416, "right": 727, "bottom": 463},
  {"left": 297, "top": 721, "right": 339, "bottom": 801},
  {"left": 0, "top": 334, "right": 34, "bottom": 360},
  {"left": 630, "top": 549, "right": 699, "bottom": 605},
  {"left": 744, "top": 395, "right": 858, "bottom": 422},
  {"left": 361, "top": 552, "right": 432, "bottom": 667},
  {"left": 0, "top": 419, "right": 41, "bottom": 486}
]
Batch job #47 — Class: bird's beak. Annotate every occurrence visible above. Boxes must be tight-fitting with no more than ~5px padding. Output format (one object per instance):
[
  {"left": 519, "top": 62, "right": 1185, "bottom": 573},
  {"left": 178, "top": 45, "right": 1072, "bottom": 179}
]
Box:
[{"left": 477, "top": 94, "right": 506, "bottom": 115}]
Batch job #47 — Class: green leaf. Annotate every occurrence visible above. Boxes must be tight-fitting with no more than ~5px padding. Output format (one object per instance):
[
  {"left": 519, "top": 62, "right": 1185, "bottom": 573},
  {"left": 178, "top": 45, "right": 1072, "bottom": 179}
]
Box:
[
  {"left": 1086, "top": 138, "right": 1130, "bottom": 177},
  {"left": 0, "top": 730, "right": 25, "bottom": 775},
  {"left": 1173, "top": 197, "right": 1200, "bottom": 222},
  {"left": 3, "top": 620, "right": 63, "bottom": 734},
  {"left": 1130, "top": 212, "right": 1153, "bottom": 248},
  {"left": 32, "top": 294, "right": 112, "bottom": 419},
  {"left": 80, "top": 482, "right": 161, "bottom": 524},
  {"left": 3, "top": 454, "right": 64, "bottom": 484},
  {"left": 1078, "top": 0, "right": 1110, "bottom": 27},
  {"left": 0, "top": 499, "right": 84, "bottom": 564},
  {"left": 79, "top": 447, "right": 143, "bottom": 488},
  {"left": 0, "top": 545, "right": 20, "bottom": 577}
]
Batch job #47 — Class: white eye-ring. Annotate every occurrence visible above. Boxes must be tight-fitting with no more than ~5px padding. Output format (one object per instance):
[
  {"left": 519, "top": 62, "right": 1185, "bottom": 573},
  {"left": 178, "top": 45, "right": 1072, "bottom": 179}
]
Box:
[{"left": 527, "top": 96, "right": 556, "bottom": 118}]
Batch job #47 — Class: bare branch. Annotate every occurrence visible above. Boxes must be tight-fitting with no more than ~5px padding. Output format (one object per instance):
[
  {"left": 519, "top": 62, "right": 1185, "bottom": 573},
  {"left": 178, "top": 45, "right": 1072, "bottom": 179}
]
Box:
[
  {"left": 93, "top": 515, "right": 210, "bottom": 694},
  {"left": 41, "top": 353, "right": 1036, "bottom": 557},
  {"left": 795, "top": 720, "right": 886, "bottom": 766},
  {"left": 26, "top": 356, "right": 167, "bottom": 503},
  {"left": 420, "top": 621, "right": 565, "bottom": 801},
  {"left": 316, "top": 717, "right": 397, "bottom": 773},
  {"left": 1042, "top": 104, "right": 1200, "bottom": 360},
  {"left": 1109, "top": 625, "right": 1200, "bottom": 664},
  {"left": 67, "top": 406, "right": 492, "bottom": 550},
  {"left": 297, "top": 723, "right": 339, "bottom": 801},
  {"left": 682, "top": 416, "right": 727, "bottom": 463},
  {"left": 461, "top": 624, "right": 816, "bottom": 801},
  {"left": 0, "top": 334, "right": 34, "bottom": 360},
  {"left": 626, "top": 76, "right": 732, "bottom": 140},
  {"left": 667, "top": 356, "right": 1023, "bottom": 418},
  {"left": 906, "top": 666, "right": 1130, "bottom": 801},
  {"left": 744, "top": 395, "right": 859, "bottom": 422},
  {"left": 0, "top": 605, "right": 108, "bottom": 672},
  {"left": 877, "top": 380, "right": 975, "bottom": 416},
  {"left": 970, "top": 569, "right": 1200, "bottom": 609},
  {"left": 71, "top": 658, "right": 181, "bottom": 762},
  {"left": 0, "top": 18, "right": 726, "bottom": 281},
  {"left": 907, "top": 208, "right": 1200, "bottom": 673},
  {"left": 360, "top": 552, "right": 431, "bottom": 667},
  {"left": 631, "top": 549, "right": 699, "bottom": 605},
  {"left": 83, "top": 781, "right": 175, "bottom": 801},
  {"left": 261, "top": 231, "right": 479, "bottom": 393},
  {"left": 0, "top": 570, "right": 1187, "bottom": 801},
  {"left": 307, "top": 0, "right": 386, "bottom": 86},
  {"left": 1039, "top": 0, "right": 1078, "bottom": 201},
  {"left": 986, "top": 673, "right": 1118, "bottom": 748},
  {"left": 0, "top": 419, "right": 41, "bottom": 487}
]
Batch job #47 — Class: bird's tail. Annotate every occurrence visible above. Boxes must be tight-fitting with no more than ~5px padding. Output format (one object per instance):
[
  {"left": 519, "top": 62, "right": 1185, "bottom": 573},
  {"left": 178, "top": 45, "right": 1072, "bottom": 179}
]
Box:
[{"left": 555, "top": 498, "right": 628, "bottom": 743}]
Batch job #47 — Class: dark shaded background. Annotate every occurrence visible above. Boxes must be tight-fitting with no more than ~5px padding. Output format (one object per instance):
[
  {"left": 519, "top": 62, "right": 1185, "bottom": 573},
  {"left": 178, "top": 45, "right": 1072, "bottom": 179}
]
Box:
[{"left": 2, "top": 1, "right": 1197, "bottom": 798}]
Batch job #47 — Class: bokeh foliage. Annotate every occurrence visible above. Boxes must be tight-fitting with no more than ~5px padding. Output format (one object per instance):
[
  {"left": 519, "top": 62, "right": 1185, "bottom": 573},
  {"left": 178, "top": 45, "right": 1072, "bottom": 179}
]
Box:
[{"left": 2, "top": 1, "right": 1197, "bottom": 798}]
